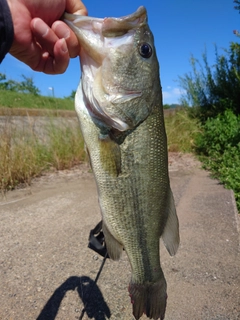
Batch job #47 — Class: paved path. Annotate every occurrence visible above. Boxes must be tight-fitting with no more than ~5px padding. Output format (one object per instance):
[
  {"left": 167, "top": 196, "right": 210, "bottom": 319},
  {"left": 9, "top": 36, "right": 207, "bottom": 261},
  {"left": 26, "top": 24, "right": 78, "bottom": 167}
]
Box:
[{"left": 0, "top": 162, "right": 239, "bottom": 320}]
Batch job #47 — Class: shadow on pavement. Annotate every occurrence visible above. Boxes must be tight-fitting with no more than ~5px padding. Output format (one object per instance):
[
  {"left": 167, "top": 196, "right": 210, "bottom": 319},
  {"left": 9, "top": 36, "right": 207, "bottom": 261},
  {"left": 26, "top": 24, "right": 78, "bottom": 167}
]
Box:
[{"left": 37, "top": 276, "right": 111, "bottom": 320}]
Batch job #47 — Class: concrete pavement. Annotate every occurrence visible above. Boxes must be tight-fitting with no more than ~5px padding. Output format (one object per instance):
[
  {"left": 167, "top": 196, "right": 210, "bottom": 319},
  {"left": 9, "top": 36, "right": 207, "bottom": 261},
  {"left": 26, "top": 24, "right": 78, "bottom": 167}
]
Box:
[{"left": 0, "top": 161, "right": 239, "bottom": 320}]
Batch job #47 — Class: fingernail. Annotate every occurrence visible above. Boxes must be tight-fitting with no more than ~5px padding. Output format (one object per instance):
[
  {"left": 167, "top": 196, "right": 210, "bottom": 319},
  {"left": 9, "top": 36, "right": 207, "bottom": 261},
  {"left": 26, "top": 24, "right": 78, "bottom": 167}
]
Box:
[
  {"left": 60, "top": 38, "right": 68, "bottom": 54},
  {"left": 33, "top": 18, "right": 49, "bottom": 37}
]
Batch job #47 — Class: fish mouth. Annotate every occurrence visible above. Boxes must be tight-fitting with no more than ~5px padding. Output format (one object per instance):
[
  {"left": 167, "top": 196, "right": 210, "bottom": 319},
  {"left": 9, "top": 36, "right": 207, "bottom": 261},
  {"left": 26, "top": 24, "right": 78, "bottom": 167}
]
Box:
[
  {"left": 64, "top": 6, "right": 147, "bottom": 66},
  {"left": 64, "top": 7, "right": 147, "bottom": 131},
  {"left": 64, "top": 6, "right": 146, "bottom": 40}
]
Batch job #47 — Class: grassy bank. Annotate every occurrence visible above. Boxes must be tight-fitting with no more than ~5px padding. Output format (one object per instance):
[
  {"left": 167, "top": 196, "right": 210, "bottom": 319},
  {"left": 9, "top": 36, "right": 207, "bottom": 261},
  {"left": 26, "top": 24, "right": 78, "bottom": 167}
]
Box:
[
  {"left": 0, "top": 116, "right": 86, "bottom": 192},
  {"left": 0, "top": 109, "right": 197, "bottom": 193},
  {"left": 0, "top": 90, "right": 74, "bottom": 110}
]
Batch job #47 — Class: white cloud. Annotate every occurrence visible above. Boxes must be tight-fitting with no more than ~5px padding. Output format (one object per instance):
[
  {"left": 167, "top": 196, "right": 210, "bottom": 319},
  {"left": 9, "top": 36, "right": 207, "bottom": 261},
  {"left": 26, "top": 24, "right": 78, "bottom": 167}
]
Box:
[
  {"left": 162, "top": 91, "right": 171, "bottom": 99},
  {"left": 173, "top": 87, "right": 185, "bottom": 95},
  {"left": 162, "top": 87, "right": 186, "bottom": 104}
]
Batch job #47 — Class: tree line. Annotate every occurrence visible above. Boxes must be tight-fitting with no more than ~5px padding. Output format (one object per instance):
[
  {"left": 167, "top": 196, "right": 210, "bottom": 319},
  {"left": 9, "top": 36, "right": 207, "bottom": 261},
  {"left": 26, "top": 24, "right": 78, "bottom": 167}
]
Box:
[{"left": 0, "top": 73, "right": 40, "bottom": 96}]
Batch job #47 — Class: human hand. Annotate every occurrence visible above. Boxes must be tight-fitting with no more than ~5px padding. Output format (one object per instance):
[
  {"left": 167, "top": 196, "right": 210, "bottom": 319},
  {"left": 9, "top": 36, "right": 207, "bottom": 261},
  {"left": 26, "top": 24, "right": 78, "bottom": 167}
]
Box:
[{"left": 7, "top": 0, "right": 87, "bottom": 74}]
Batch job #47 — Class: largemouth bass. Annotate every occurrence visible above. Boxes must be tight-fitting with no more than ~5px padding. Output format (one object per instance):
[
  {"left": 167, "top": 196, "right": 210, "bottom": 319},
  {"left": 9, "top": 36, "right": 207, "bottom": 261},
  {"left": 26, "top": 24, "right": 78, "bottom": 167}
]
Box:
[{"left": 64, "top": 6, "right": 180, "bottom": 320}]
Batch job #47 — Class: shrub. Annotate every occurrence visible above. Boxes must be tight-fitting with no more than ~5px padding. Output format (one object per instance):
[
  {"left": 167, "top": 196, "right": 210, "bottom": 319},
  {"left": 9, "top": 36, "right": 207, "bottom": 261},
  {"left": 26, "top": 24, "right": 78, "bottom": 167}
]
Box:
[{"left": 195, "top": 109, "right": 240, "bottom": 210}]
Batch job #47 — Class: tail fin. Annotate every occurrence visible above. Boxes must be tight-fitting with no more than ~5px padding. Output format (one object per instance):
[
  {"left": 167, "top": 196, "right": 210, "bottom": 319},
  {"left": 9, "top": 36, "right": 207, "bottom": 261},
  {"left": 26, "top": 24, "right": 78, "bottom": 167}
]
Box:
[{"left": 129, "top": 278, "right": 167, "bottom": 320}]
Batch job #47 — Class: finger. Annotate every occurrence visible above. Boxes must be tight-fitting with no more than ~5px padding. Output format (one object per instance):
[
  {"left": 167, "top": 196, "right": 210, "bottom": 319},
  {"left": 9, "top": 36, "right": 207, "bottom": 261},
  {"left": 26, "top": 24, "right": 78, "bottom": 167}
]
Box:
[
  {"left": 52, "top": 38, "right": 70, "bottom": 74},
  {"left": 66, "top": 0, "right": 88, "bottom": 15},
  {"left": 34, "top": 38, "right": 69, "bottom": 74},
  {"left": 31, "top": 18, "right": 59, "bottom": 56},
  {"left": 52, "top": 21, "right": 80, "bottom": 58}
]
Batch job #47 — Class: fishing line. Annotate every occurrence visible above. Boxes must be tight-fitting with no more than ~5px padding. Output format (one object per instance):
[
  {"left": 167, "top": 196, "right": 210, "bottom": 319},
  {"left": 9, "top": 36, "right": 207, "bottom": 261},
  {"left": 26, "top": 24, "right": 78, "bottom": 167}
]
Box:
[{"left": 79, "top": 252, "right": 108, "bottom": 320}]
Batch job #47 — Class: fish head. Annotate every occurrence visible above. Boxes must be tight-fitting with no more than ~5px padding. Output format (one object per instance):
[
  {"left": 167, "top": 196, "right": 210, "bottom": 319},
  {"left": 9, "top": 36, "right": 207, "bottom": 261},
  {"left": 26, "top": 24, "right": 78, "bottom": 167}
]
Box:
[{"left": 64, "top": 7, "right": 162, "bottom": 132}]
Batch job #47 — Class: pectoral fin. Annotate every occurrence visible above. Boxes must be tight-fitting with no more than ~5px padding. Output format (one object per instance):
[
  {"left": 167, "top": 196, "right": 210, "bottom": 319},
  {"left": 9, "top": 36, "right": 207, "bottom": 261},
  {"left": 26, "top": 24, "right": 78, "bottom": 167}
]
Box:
[
  {"left": 162, "top": 189, "right": 180, "bottom": 256},
  {"left": 85, "top": 145, "right": 92, "bottom": 169},
  {"left": 99, "top": 134, "right": 121, "bottom": 176}
]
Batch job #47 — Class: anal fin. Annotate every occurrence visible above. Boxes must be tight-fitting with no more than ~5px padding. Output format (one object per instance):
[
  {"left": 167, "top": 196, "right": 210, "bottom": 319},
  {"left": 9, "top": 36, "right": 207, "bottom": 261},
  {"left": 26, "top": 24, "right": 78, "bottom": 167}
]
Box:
[
  {"left": 102, "top": 222, "right": 123, "bottom": 261},
  {"left": 162, "top": 189, "right": 180, "bottom": 256}
]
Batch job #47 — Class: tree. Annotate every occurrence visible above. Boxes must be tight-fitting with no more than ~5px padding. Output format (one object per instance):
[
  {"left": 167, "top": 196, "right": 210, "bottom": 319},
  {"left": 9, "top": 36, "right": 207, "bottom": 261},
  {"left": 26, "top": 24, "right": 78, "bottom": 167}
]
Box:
[
  {"left": 163, "top": 104, "right": 171, "bottom": 109},
  {"left": 233, "top": 0, "right": 240, "bottom": 36},
  {"left": 65, "top": 90, "right": 76, "bottom": 100},
  {"left": 0, "top": 73, "right": 40, "bottom": 95},
  {"left": 234, "top": 0, "right": 240, "bottom": 12},
  {"left": 0, "top": 72, "right": 19, "bottom": 91},
  {"left": 17, "top": 75, "right": 40, "bottom": 95},
  {"left": 178, "top": 43, "right": 240, "bottom": 122}
]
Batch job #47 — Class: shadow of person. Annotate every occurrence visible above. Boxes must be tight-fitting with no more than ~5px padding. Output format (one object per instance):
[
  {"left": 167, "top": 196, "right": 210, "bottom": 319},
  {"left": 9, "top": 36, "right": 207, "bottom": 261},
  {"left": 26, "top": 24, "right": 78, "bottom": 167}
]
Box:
[{"left": 37, "top": 276, "right": 111, "bottom": 320}]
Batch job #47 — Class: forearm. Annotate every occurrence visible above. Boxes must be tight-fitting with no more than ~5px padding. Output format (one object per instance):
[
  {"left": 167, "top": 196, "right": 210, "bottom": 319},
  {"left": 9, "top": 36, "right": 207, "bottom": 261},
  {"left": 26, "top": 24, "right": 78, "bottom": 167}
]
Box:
[{"left": 0, "top": 0, "right": 14, "bottom": 62}]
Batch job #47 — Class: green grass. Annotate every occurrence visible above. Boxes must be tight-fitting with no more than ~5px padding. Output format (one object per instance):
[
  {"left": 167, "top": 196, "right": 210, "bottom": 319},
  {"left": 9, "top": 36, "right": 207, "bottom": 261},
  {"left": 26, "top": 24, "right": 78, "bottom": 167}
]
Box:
[
  {"left": 0, "top": 90, "right": 74, "bottom": 110},
  {"left": 0, "top": 116, "right": 86, "bottom": 192},
  {"left": 165, "top": 108, "right": 200, "bottom": 152}
]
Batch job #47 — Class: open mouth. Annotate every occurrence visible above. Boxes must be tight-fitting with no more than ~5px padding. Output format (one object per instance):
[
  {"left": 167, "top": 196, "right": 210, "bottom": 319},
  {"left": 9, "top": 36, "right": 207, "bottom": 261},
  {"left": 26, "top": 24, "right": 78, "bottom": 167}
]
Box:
[
  {"left": 63, "top": 7, "right": 148, "bottom": 132},
  {"left": 63, "top": 6, "right": 147, "bottom": 62}
]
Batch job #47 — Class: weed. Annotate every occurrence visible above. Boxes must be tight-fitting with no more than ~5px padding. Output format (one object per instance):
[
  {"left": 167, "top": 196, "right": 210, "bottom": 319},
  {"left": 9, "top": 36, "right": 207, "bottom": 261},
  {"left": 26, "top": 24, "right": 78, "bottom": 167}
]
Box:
[
  {"left": 0, "top": 115, "right": 85, "bottom": 193},
  {"left": 46, "top": 119, "right": 86, "bottom": 170},
  {"left": 165, "top": 108, "right": 200, "bottom": 152}
]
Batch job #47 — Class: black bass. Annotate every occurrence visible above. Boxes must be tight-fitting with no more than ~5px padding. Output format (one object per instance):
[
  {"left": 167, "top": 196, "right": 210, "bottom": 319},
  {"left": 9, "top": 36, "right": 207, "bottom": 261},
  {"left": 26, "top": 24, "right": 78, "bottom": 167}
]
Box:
[{"left": 64, "top": 7, "right": 179, "bottom": 320}]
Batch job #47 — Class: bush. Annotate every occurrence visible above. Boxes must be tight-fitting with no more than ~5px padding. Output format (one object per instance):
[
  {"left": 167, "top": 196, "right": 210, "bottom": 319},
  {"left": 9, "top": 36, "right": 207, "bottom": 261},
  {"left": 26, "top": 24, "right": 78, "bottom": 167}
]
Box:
[
  {"left": 196, "top": 109, "right": 240, "bottom": 154},
  {"left": 196, "top": 110, "right": 240, "bottom": 210}
]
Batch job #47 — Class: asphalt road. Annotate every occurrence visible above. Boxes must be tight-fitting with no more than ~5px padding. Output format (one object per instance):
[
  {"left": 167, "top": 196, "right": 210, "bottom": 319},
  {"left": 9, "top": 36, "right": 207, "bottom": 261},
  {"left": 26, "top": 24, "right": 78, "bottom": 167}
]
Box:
[{"left": 0, "top": 155, "right": 239, "bottom": 320}]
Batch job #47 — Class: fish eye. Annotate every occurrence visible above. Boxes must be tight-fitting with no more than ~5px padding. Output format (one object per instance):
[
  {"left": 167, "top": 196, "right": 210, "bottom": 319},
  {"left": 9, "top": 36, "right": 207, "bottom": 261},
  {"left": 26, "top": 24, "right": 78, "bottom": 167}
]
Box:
[{"left": 138, "top": 43, "right": 152, "bottom": 58}]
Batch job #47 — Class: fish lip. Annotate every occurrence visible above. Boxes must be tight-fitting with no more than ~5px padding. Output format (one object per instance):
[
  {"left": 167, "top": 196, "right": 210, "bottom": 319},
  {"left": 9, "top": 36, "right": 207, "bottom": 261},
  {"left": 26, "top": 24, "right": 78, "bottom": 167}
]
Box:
[
  {"left": 64, "top": 6, "right": 146, "bottom": 35},
  {"left": 101, "top": 6, "right": 147, "bottom": 37}
]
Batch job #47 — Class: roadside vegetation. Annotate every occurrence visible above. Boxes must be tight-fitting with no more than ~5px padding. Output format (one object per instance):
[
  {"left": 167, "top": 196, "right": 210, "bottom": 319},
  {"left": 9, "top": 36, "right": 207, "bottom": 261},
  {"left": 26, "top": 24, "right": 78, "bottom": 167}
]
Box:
[
  {"left": 178, "top": 38, "right": 240, "bottom": 210},
  {"left": 165, "top": 109, "right": 200, "bottom": 153},
  {"left": 0, "top": 116, "right": 86, "bottom": 193}
]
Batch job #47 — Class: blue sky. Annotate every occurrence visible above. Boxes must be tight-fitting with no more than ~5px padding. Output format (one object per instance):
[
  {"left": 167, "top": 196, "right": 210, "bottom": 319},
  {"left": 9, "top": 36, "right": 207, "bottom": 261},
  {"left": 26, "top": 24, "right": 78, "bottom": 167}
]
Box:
[{"left": 0, "top": 0, "right": 239, "bottom": 104}]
